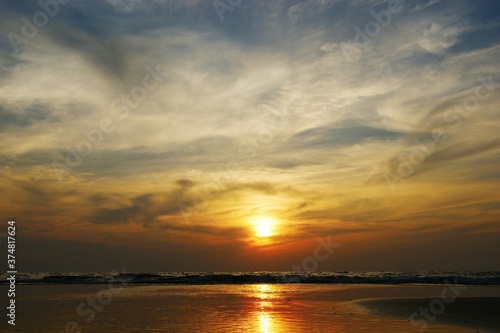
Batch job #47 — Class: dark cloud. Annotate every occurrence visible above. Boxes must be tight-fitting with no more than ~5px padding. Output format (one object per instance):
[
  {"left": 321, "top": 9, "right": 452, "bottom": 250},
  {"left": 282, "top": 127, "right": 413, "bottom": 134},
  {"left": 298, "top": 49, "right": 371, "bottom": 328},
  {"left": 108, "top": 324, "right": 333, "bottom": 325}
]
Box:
[
  {"left": 376, "top": 138, "right": 500, "bottom": 183},
  {"left": 159, "top": 222, "right": 246, "bottom": 238},
  {"left": 177, "top": 178, "right": 195, "bottom": 187},
  {"left": 0, "top": 103, "right": 59, "bottom": 129},
  {"left": 0, "top": 1, "right": 128, "bottom": 80},
  {"left": 46, "top": 23, "right": 128, "bottom": 80},
  {"left": 0, "top": 135, "right": 238, "bottom": 179},
  {"left": 90, "top": 179, "right": 195, "bottom": 225},
  {"left": 278, "top": 126, "right": 402, "bottom": 151},
  {"left": 66, "top": 135, "right": 238, "bottom": 177}
]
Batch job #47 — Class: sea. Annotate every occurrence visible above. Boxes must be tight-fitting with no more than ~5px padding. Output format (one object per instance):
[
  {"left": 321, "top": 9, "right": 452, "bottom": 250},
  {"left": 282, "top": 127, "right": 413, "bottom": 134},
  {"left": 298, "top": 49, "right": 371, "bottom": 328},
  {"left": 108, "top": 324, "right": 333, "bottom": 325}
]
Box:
[{"left": 2, "top": 270, "right": 499, "bottom": 285}]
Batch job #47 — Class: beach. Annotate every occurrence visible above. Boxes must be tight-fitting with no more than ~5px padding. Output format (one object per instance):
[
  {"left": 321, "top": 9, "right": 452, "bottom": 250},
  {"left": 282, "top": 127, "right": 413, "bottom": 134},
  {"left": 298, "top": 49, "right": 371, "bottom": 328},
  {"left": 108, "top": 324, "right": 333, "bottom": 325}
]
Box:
[
  {"left": 2, "top": 283, "right": 499, "bottom": 332},
  {"left": 357, "top": 297, "right": 500, "bottom": 332}
]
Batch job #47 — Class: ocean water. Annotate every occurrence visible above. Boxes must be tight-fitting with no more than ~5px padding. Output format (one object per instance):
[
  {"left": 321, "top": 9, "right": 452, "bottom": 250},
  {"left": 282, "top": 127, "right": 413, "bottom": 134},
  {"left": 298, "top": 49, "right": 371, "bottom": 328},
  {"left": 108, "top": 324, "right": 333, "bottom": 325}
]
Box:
[{"left": 1, "top": 270, "right": 499, "bottom": 285}]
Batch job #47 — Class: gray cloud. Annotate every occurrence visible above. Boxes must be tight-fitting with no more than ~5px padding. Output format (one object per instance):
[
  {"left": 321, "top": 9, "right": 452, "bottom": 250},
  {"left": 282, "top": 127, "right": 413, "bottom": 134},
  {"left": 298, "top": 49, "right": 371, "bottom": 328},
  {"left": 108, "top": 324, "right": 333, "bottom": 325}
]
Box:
[
  {"left": 90, "top": 179, "right": 195, "bottom": 225},
  {"left": 0, "top": 103, "right": 59, "bottom": 129},
  {"left": 277, "top": 126, "right": 402, "bottom": 151}
]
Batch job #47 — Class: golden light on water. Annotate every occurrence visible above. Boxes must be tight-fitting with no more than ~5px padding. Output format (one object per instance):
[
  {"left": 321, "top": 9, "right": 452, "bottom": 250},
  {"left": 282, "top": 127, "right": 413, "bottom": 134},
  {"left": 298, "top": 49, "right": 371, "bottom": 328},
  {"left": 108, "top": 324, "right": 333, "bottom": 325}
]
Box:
[
  {"left": 256, "top": 284, "right": 276, "bottom": 333},
  {"left": 258, "top": 312, "right": 272, "bottom": 333},
  {"left": 257, "top": 284, "right": 271, "bottom": 301}
]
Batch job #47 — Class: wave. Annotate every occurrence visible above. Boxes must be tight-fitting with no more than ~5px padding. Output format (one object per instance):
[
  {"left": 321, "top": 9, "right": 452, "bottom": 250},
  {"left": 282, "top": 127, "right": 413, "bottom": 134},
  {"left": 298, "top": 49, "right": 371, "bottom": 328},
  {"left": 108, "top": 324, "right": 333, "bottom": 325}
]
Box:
[{"left": 1, "top": 271, "right": 499, "bottom": 285}]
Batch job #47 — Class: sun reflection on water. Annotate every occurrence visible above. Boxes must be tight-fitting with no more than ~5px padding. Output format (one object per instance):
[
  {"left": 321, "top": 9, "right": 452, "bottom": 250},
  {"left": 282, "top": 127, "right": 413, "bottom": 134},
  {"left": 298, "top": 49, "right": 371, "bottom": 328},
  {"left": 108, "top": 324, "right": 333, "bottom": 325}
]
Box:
[
  {"left": 258, "top": 312, "right": 272, "bottom": 332},
  {"left": 255, "top": 284, "right": 277, "bottom": 332},
  {"left": 257, "top": 284, "right": 271, "bottom": 301}
]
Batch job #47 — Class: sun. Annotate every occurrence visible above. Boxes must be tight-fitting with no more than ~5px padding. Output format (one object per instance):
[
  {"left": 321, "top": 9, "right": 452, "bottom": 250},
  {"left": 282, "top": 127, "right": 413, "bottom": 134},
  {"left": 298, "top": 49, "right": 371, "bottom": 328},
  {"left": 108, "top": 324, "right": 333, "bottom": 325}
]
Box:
[{"left": 255, "top": 220, "right": 273, "bottom": 237}]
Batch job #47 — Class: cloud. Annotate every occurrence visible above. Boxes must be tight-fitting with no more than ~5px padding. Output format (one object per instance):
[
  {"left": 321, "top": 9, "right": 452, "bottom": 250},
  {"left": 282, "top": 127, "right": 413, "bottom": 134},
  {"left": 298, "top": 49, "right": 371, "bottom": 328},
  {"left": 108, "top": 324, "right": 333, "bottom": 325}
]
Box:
[
  {"left": 418, "top": 22, "right": 462, "bottom": 53},
  {"left": 0, "top": 103, "right": 60, "bottom": 129},
  {"left": 0, "top": 0, "right": 499, "bottom": 271},
  {"left": 278, "top": 126, "right": 402, "bottom": 151},
  {"left": 90, "top": 179, "right": 195, "bottom": 225}
]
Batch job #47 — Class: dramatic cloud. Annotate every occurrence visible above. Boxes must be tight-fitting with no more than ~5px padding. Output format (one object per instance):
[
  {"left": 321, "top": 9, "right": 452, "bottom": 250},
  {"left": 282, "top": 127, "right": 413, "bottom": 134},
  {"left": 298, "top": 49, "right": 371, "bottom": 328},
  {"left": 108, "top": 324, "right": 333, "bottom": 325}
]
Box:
[{"left": 1, "top": 0, "right": 499, "bottom": 271}]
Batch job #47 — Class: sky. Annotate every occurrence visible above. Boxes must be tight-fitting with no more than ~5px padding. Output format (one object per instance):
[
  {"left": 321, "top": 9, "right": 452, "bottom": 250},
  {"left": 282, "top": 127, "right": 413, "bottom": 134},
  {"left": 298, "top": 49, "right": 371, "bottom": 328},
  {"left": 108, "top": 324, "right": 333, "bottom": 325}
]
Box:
[{"left": 0, "top": 0, "right": 499, "bottom": 272}]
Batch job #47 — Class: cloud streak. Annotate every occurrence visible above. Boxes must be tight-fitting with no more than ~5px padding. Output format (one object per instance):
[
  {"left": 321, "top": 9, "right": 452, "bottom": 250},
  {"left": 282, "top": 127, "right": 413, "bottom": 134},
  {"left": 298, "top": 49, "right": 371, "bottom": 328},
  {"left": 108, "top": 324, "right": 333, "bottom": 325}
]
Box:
[{"left": 1, "top": 0, "right": 499, "bottom": 271}]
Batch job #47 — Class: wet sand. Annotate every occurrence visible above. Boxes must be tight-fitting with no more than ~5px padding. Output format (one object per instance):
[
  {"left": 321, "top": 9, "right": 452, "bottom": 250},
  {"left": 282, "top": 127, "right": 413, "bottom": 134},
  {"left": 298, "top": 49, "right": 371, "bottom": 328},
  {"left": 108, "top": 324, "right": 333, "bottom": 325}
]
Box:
[
  {"left": 356, "top": 297, "right": 500, "bottom": 332},
  {"left": 1, "top": 284, "right": 499, "bottom": 332}
]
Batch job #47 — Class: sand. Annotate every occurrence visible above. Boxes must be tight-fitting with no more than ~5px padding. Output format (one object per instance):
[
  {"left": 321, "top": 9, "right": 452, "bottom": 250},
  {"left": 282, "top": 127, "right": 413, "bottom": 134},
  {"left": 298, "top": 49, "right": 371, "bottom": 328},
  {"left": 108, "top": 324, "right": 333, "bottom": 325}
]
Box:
[
  {"left": 356, "top": 297, "right": 500, "bottom": 332},
  {"left": 1, "top": 284, "right": 499, "bottom": 332}
]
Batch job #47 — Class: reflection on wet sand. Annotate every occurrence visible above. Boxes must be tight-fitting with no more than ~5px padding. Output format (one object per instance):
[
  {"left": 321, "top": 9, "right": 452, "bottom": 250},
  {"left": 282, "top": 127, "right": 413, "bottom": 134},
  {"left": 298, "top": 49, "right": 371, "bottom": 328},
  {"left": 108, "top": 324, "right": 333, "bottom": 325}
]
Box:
[
  {"left": 13, "top": 284, "right": 495, "bottom": 332},
  {"left": 248, "top": 284, "right": 325, "bottom": 332},
  {"left": 255, "top": 284, "right": 276, "bottom": 332}
]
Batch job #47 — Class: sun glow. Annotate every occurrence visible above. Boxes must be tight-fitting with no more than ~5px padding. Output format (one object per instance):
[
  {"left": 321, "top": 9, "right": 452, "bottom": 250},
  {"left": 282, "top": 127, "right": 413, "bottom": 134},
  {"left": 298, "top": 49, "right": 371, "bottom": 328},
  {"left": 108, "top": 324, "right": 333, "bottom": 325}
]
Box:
[{"left": 255, "top": 220, "right": 273, "bottom": 237}]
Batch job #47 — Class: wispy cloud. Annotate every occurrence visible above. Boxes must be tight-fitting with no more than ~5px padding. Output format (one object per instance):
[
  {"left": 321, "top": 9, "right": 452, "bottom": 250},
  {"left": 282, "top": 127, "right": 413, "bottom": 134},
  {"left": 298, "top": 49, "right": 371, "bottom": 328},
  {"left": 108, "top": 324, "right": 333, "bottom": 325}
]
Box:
[{"left": 1, "top": 0, "right": 499, "bottom": 271}]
